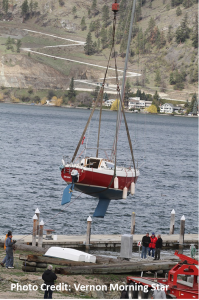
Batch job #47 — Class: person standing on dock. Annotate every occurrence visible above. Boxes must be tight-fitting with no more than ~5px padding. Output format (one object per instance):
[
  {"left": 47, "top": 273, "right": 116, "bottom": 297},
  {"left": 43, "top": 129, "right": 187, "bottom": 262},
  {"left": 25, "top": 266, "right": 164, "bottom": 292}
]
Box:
[
  {"left": 154, "top": 234, "right": 163, "bottom": 260},
  {"left": 5, "top": 231, "right": 16, "bottom": 269},
  {"left": 141, "top": 233, "right": 151, "bottom": 259},
  {"left": 42, "top": 265, "right": 57, "bottom": 299},
  {"left": 148, "top": 232, "right": 157, "bottom": 258},
  {"left": 1, "top": 232, "right": 9, "bottom": 267}
]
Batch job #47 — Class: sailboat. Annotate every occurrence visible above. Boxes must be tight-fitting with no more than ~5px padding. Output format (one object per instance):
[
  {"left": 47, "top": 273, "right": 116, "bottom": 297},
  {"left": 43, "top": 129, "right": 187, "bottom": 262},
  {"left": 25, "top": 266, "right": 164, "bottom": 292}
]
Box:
[{"left": 60, "top": 0, "right": 139, "bottom": 217}]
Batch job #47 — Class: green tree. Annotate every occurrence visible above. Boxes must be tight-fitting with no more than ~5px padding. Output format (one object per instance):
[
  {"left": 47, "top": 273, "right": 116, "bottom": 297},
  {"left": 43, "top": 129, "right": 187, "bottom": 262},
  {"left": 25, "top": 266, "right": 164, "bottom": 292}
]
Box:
[
  {"left": 155, "top": 69, "right": 161, "bottom": 87},
  {"left": 102, "top": 5, "right": 110, "bottom": 27},
  {"left": 125, "top": 80, "right": 131, "bottom": 100},
  {"left": 175, "top": 13, "right": 190, "bottom": 43},
  {"left": 167, "top": 25, "right": 173, "bottom": 43},
  {"left": 169, "top": 72, "right": 175, "bottom": 85},
  {"left": 16, "top": 39, "right": 22, "bottom": 53},
  {"left": 91, "top": 0, "right": 98, "bottom": 16},
  {"left": 84, "top": 32, "right": 94, "bottom": 55},
  {"left": 72, "top": 6, "right": 77, "bottom": 18},
  {"left": 176, "top": 6, "right": 182, "bottom": 16},
  {"left": 33, "top": 1, "right": 38, "bottom": 11},
  {"left": 68, "top": 78, "right": 76, "bottom": 102},
  {"left": 100, "top": 26, "right": 108, "bottom": 49},
  {"left": 5, "top": 37, "right": 15, "bottom": 51},
  {"left": 92, "top": 85, "right": 100, "bottom": 100},
  {"left": 21, "top": 0, "right": 29, "bottom": 20},
  {"left": 191, "top": 13, "right": 198, "bottom": 48},
  {"left": 2, "top": 0, "right": 9, "bottom": 13},
  {"left": 192, "top": 68, "right": 198, "bottom": 83},
  {"left": 80, "top": 16, "right": 87, "bottom": 31},
  {"left": 189, "top": 93, "right": 197, "bottom": 112},
  {"left": 29, "top": 0, "right": 33, "bottom": 16},
  {"left": 94, "top": 19, "right": 101, "bottom": 38},
  {"left": 183, "top": 0, "right": 193, "bottom": 8}
]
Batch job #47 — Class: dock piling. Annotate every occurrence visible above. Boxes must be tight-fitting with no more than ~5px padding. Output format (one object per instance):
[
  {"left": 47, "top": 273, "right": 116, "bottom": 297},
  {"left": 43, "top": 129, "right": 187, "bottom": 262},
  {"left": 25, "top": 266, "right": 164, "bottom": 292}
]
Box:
[
  {"left": 35, "top": 208, "right": 40, "bottom": 235},
  {"left": 32, "top": 214, "right": 38, "bottom": 247},
  {"left": 86, "top": 216, "right": 92, "bottom": 251},
  {"left": 131, "top": 212, "right": 136, "bottom": 234},
  {"left": 179, "top": 215, "right": 185, "bottom": 253},
  {"left": 169, "top": 209, "right": 175, "bottom": 234},
  {"left": 38, "top": 220, "right": 44, "bottom": 248}
]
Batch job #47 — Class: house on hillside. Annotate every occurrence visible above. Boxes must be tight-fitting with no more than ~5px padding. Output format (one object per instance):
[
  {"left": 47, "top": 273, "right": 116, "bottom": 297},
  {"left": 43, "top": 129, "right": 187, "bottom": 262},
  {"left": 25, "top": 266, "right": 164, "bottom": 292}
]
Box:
[{"left": 160, "top": 103, "right": 174, "bottom": 114}]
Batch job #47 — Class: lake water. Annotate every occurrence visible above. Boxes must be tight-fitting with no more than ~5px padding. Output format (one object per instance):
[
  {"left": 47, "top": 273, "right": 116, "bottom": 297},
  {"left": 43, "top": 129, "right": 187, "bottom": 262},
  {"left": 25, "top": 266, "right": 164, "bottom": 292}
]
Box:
[{"left": 0, "top": 103, "right": 198, "bottom": 236}]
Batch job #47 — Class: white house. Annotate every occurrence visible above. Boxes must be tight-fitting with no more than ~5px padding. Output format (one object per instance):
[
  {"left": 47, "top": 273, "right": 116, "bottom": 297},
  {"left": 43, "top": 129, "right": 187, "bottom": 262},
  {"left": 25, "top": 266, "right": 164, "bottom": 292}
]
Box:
[
  {"left": 160, "top": 103, "right": 174, "bottom": 114},
  {"left": 104, "top": 99, "right": 115, "bottom": 107},
  {"left": 128, "top": 97, "right": 146, "bottom": 110}
]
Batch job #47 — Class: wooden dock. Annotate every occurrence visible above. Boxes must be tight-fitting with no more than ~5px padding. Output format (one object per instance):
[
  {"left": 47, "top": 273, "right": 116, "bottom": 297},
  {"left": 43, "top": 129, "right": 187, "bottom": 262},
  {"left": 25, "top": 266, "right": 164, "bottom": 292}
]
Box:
[{"left": 0, "top": 233, "right": 197, "bottom": 250}]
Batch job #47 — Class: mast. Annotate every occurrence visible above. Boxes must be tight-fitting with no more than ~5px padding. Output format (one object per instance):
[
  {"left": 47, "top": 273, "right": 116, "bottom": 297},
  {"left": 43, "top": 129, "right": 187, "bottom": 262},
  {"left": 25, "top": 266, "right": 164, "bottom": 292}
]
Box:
[{"left": 113, "top": 0, "right": 137, "bottom": 159}]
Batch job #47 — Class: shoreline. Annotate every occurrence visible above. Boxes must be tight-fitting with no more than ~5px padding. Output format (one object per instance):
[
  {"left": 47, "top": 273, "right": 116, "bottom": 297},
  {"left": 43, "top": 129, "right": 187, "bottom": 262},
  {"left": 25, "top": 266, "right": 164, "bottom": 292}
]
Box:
[{"left": 0, "top": 101, "right": 198, "bottom": 118}]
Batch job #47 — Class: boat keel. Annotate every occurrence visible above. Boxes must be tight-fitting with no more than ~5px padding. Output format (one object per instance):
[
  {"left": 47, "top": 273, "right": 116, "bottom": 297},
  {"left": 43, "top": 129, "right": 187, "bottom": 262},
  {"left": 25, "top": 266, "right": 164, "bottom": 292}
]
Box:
[{"left": 93, "top": 198, "right": 111, "bottom": 218}]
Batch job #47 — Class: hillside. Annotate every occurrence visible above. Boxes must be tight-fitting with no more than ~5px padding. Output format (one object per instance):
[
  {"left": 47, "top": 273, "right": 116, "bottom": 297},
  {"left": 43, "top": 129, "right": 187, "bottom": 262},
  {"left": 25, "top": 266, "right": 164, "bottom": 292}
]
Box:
[{"left": 0, "top": 0, "right": 198, "bottom": 101}]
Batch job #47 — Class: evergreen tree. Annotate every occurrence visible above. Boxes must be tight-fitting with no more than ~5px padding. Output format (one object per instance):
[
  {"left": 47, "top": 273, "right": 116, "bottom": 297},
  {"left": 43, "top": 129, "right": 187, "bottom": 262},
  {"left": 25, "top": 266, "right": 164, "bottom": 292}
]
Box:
[
  {"left": 191, "top": 13, "right": 198, "bottom": 48},
  {"left": 3, "top": 0, "right": 9, "bottom": 13},
  {"left": 155, "top": 69, "right": 161, "bottom": 87},
  {"left": 176, "top": 6, "right": 182, "bottom": 15},
  {"left": 89, "top": 21, "right": 95, "bottom": 32},
  {"left": 192, "top": 68, "right": 198, "bottom": 83},
  {"left": 33, "top": 1, "right": 38, "bottom": 11},
  {"left": 175, "top": 12, "right": 190, "bottom": 43},
  {"left": 80, "top": 16, "right": 87, "bottom": 31},
  {"left": 97, "top": 38, "right": 101, "bottom": 53},
  {"left": 84, "top": 32, "right": 94, "bottom": 55},
  {"left": 169, "top": 72, "right": 175, "bottom": 85},
  {"left": 125, "top": 80, "right": 131, "bottom": 100},
  {"left": 68, "top": 78, "right": 76, "bottom": 102},
  {"left": 21, "top": 0, "right": 29, "bottom": 19},
  {"left": 72, "top": 6, "right": 77, "bottom": 18},
  {"left": 92, "top": 85, "right": 100, "bottom": 100},
  {"left": 88, "top": 8, "right": 91, "bottom": 18},
  {"left": 16, "top": 39, "right": 22, "bottom": 53},
  {"left": 102, "top": 5, "right": 110, "bottom": 27},
  {"left": 188, "top": 93, "right": 197, "bottom": 114},
  {"left": 91, "top": 0, "right": 98, "bottom": 16},
  {"left": 183, "top": 0, "right": 193, "bottom": 8},
  {"left": 108, "top": 26, "right": 113, "bottom": 47},
  {"left": 100, "top": 26, "right": 108, "bottom": 49},
  {"left": 95, "top": 19, "right": 101, "bottom": 38},
  {"left": 167, "top": 25, "right": 173, "bottom": 43},
  {"left": 6, "top": 36, "right": 15, "bottom": 51}
]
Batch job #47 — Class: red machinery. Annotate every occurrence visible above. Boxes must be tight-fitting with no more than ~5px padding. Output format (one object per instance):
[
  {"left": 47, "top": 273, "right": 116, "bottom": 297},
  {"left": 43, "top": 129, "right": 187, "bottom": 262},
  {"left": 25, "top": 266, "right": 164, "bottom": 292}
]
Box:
[{"left": 126, "top": 251, "right": 199, "bottom": 299}]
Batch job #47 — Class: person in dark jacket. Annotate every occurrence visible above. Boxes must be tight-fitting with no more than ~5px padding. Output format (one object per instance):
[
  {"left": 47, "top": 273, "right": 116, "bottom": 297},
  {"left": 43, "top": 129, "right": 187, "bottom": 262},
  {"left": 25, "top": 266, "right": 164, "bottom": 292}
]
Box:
[
  {"left": 154, "top": 234, "right": 163, "bottom": 260},
  {"left": 141, "top": 233, "right": 151, "bottom": 259},
  {"left": 5, "top": 231, "right": 16, "bottom": 269},
  {"left": 42, "top": 265, "right": 57, "bottom": 299}
]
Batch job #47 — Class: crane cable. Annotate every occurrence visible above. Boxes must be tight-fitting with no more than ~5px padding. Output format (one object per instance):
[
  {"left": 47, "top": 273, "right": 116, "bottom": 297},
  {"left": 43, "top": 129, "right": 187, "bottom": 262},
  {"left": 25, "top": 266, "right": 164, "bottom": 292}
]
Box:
[{"left": 71, "top": 4, "right": 118, "bottom": 164}]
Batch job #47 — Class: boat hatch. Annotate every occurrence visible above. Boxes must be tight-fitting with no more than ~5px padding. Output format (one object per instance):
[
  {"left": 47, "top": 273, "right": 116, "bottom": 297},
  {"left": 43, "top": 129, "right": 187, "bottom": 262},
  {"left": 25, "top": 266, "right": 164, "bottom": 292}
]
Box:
[
  {"left": 105, "top": 162, "right": 114, "bottom": 169},
  {"left": 87, "top": 158, "right": 101, "bottom": 169}
]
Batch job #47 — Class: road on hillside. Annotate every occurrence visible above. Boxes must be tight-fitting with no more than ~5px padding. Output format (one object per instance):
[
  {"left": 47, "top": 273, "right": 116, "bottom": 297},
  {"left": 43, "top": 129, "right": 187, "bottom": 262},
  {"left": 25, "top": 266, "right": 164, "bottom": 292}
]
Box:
[{"left": 21, "top": 29, "right": 141, "bottom": 91}]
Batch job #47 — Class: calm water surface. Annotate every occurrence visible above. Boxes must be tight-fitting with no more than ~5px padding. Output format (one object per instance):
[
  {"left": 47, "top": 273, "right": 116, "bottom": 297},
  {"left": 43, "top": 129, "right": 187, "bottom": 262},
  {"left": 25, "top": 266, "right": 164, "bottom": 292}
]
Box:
[{"left": 0, "top": 103, "right": 198, "bottom": 235}]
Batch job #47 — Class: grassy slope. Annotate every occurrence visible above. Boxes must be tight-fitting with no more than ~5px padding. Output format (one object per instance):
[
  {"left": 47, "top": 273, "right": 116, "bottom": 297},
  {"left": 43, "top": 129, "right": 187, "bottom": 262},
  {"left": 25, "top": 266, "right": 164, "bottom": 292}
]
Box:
[{"left": 0, "top": 0, "right": 198, "bottom": 99}]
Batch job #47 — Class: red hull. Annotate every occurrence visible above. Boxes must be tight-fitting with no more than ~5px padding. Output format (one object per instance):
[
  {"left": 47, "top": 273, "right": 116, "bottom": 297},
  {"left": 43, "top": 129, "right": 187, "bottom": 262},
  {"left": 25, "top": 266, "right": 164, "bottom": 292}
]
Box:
[{"left": 61, "top": 167, "right": 138, "bottom": 191}]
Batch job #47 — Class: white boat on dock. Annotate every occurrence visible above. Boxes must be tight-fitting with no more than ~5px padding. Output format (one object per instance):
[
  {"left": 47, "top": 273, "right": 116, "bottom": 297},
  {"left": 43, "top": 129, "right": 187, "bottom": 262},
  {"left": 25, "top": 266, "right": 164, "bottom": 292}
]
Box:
[{"left": 44, "top": 247, "right": 96, "bottom": 263}]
